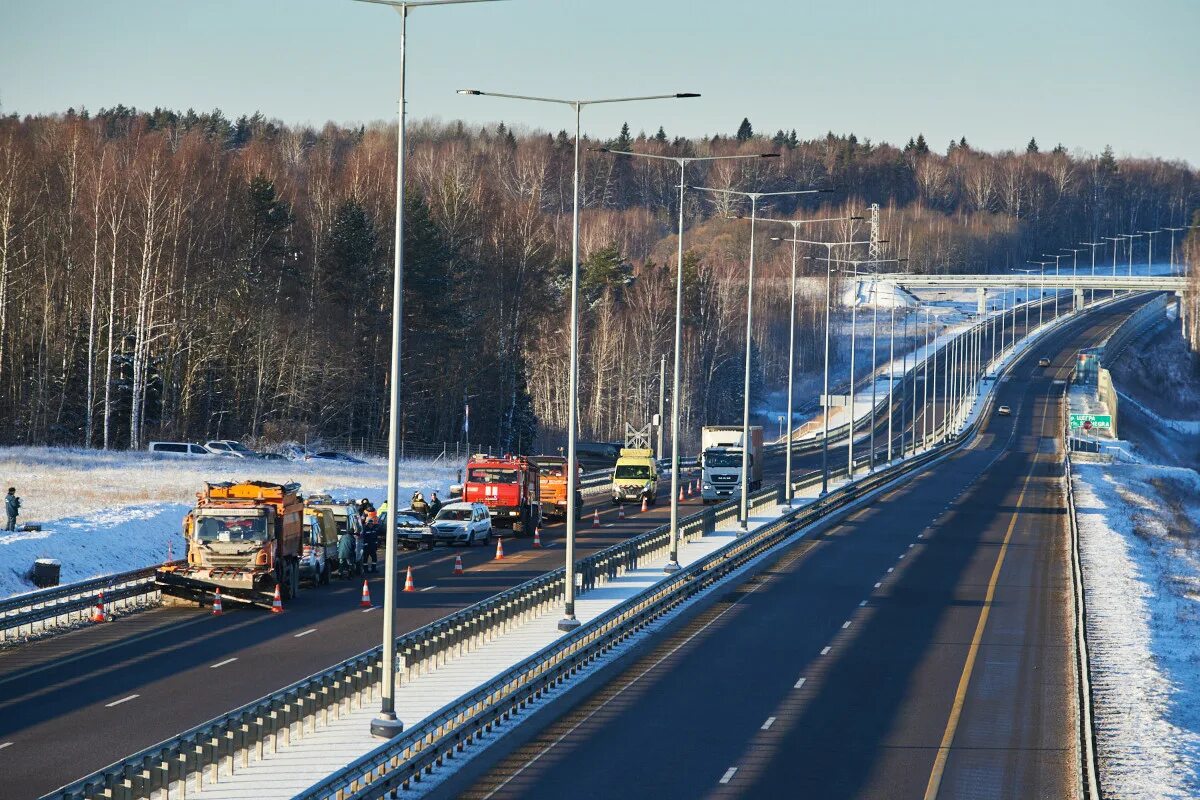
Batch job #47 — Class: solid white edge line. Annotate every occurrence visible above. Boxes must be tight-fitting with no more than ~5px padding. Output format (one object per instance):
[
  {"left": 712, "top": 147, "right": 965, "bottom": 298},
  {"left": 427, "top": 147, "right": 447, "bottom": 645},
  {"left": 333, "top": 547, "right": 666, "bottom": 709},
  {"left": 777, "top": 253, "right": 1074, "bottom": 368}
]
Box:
[
  {"left": 105, "top": 694, "right": 139, "bottom": 708},
  {"left": 209, "top": 657, "right": 237, "bottom": 669},
  {"left": 294, "top": 628, "right": 317, "bottom": 638},
  {"left": 719, "top": 767, "right": 738, "bottom": 784}
]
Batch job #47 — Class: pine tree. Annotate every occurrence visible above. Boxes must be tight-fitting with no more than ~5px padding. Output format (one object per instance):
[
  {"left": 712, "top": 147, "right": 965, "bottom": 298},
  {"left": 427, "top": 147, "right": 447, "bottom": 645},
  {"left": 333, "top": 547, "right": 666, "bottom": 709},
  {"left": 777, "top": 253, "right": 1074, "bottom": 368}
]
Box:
[
  {"left": 947, "top": 140, "right": 958, "bottom": 155},
  {"left": 1026, "top": 137, "right": 1039, "bottom": 154},
  {"left": 773, "top": 130, "right": 788, "bottom": 147},
  {"left": 959, "top": 136, "right": 969, "bottom": 150},
  {"left": 787, "top": 129, "right": 799, "bottom": 149},
  {"left": 904, "top": 137, "right": 916, "bottom": 153},
  {"left": 654, "top": 126, "right": 668, "bottom": 144},
  {"left": 1098, "top": 145, "right": 1117, "bottom": 174},
  {"left": 914, "top": 134, "right": 929, "bottom": 154},
  {"left": 616, "top": 122, "right": 632, "bottom": 149},
  {"left": 581, "top": 243, "right": 632, "bottom": 301},
  {"left": 736, "top": 118, "right": 753, "bottom": 142},
  {"left": 1052, "top": 142, "right": 1067, "bottom": 155}
]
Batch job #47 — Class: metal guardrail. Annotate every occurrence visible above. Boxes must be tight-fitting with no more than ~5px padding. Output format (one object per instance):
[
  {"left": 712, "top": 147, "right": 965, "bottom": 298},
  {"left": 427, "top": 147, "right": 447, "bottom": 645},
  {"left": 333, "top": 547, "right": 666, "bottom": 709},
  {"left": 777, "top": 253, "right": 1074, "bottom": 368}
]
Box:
[
  {"left": 1098, "top": 293, "right": 1168, "bottom": 366},
  {"left": 42, "top": 295, "right": 1087, "bottom": 800},
  {"left": 1, "top": 562, "right": 182, "bottom": 643},
  {"left": 1063, "top": 403, "right": 1102, "bottom": 799}
]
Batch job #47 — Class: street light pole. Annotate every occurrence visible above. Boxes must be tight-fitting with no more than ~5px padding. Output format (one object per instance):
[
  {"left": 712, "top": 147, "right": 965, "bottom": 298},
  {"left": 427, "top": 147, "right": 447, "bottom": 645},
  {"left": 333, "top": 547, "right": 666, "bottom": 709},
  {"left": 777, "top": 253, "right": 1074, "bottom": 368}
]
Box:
[
  {"left": 774, "top": 236, "right": 871, "bottom": 492},
  {"left": 695, "top": 188, "right": 833, "bottom": 527},
  {"left": 597, "top": 149, "right": 774, "bottom": 562},
  {"left": 459, "top": 88, "right": 699, "bottom": 625},
  {"left": 1140, "top": 230, "right": 1161, "bottom": 276},
  {"left": 355, "top": 0, "right": 504, "bottom": 741},
  {"left": 1081, "top": 241, "right": 1106, "bottom": 305}
]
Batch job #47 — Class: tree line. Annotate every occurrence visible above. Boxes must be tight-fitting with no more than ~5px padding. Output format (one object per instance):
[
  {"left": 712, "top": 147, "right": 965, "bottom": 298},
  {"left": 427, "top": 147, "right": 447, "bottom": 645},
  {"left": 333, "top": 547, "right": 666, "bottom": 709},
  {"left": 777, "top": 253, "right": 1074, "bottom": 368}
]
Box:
[{"left": 0, "top": 107, "right": 1194, "bottom": 452}]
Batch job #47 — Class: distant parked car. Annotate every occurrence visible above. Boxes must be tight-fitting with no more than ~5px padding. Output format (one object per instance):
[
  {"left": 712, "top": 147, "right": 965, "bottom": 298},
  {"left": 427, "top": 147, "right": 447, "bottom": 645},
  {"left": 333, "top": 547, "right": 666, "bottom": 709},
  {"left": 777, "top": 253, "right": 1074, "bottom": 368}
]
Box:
[
  {"left": 1037, "top": 357, "right": 1051, "bottom": 367},
  {"left": 204, "top": 440, "right": 259, "bottom": 459},
  {"left": 258, "top": 452, "right": 287, "bottom": 462},
  {"left": 277, "top": 444, "right": 311, "bottom": 462},
  {"left": 997, "top": 405, "right": 1012, "bottom": 416},
  {"left": 309, "top": 451, "right": 367, "bottom": 465},
  {"left": 148, "top": 441, "right": 214, "bottom": 457}
]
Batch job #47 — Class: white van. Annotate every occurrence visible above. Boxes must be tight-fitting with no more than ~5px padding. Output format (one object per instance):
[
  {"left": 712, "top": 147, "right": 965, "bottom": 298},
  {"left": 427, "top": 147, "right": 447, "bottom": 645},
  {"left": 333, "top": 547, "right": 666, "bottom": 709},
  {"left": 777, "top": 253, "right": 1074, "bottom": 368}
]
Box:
[{"left": 148, "top": 441, "right": 214, "bottom": 457}]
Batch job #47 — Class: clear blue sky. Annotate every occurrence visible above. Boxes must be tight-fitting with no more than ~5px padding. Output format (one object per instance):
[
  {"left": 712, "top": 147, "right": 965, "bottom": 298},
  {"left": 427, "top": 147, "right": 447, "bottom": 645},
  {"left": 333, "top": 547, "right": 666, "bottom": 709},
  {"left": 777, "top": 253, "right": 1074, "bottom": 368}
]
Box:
[{"left": 3, "top": 0, "right": 1198, "bottom": 164}]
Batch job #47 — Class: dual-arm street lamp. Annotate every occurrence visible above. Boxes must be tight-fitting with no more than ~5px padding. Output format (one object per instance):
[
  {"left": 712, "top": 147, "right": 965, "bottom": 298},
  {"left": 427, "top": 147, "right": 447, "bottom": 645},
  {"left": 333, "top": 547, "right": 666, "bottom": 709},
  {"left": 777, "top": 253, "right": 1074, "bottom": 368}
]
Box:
[
  {"left": 353, "top": 0, "right": 507, "bottom": 742},
  {"left": 691, "top": 186, "right": 834, "bottom": 529},
  {"left": 1080, "top": 240, "right": 1107, "bottom": 305},
  {"left": 1061, "top": 247, "right": 1084, "bottom": 308},
  {"left": 457, "top": 88, "right": 700, "bottom": 629},
  {"left": 764, "top": 214, "right": 862, "bottom": 500},
  {"left": 593, "top": 148, "right": 777, "bottom": 566},
  {"left": 1040, "top": 254, "right": 1065, "bottom": 319},
  {"left": 1140, "top": 229, "right": 1162, "bottom": 275},
  {"left": 774, "top": 236, "right": 871, "bottom": 494}
]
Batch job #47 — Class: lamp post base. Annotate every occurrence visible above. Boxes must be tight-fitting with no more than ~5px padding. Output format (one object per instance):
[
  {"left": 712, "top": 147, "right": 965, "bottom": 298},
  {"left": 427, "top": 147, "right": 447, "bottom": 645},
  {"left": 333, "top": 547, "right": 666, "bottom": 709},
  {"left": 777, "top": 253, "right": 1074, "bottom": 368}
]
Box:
[
  {"left": 370, "top": 712, "right": 404, "bottom": 740},
  {"left": 557, "top": 616, "right": 581, "bottom": 632}
]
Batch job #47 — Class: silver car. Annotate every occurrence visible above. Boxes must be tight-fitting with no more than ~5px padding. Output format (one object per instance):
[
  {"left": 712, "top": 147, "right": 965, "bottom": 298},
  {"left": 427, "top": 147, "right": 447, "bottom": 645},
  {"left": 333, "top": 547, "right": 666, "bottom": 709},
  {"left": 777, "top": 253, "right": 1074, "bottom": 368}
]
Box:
[{"left": 429, "top": 502, "right": 493, "bottom": 547}]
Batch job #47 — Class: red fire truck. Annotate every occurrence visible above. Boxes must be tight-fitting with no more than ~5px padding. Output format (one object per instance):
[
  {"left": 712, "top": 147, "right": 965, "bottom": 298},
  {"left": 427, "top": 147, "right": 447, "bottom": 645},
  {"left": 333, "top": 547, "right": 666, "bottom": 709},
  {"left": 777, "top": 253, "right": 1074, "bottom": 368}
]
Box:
[{"left": 463, "top": 454, "right": 542, "bottom": 535}]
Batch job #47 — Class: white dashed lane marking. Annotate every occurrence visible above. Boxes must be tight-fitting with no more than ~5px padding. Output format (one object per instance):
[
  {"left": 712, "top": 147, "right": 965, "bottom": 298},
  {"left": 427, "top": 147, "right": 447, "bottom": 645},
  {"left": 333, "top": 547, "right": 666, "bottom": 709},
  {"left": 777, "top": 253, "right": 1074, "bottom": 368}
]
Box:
[
  {"left": 105, "top": 694, "right": 139, "bottom": 708},
  {"left": 0, "top": 742, "right": 12, "bottom": 751},
  {"left": 719, "top": 767, "right": 738, "bottom": 784},
  {"left": 794, "top": 677, "right": 807, "bottom": 689},
  {"left": 210, "top": 657, "right": 237, "bottom": 669},
  {"left": 295, "top": 628, "right": 317, "bottom": 638},
  {"left": 842, "top": 621, "right": 852, "bottom": 629},
  {"left": 820, "top": 646, "right": 831, "bottom": 656},
  {"left": 761, "top": 717, "right": 776, "bottom": 730},
  {"left": 875, "top": 582, "right": 882, "bottom": 588}
]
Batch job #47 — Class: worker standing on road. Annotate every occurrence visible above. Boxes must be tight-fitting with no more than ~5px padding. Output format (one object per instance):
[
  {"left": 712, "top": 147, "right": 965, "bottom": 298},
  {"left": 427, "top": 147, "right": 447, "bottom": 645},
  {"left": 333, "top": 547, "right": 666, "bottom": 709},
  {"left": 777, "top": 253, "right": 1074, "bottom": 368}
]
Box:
[
  {"left": 411, "top": 491, "right": 430, "bottom": 520},
  {"left": 362, "top": 521, "right": 379, "bottom": 573},
  {"left": 337, "top": 528, "right": 356, "bottom": 579},
  {"left": 428, "top": 491, "right": 443, "bottom": 520},
  {"left": 4, "top": 487, "right": 19, "bottom": 531}
]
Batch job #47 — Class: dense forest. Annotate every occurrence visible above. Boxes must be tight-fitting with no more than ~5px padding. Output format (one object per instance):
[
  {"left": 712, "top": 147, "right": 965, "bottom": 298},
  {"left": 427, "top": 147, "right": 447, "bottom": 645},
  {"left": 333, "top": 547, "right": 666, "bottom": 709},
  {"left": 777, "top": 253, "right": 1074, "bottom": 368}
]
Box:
[{"left": 0, "top": 108, "right": 1195, "bottom": 452}]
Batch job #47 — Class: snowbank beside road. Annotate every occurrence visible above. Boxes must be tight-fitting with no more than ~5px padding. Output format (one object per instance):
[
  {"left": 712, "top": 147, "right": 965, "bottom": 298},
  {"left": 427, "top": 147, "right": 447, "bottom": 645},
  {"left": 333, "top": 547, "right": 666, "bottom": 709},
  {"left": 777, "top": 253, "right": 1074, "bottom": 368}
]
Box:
[
  {"left": 1073, "top": 462, "right": 1200, "bottom": 799},
  {"left": 0, "top": 447, "right": 456, "bottom": 599}
]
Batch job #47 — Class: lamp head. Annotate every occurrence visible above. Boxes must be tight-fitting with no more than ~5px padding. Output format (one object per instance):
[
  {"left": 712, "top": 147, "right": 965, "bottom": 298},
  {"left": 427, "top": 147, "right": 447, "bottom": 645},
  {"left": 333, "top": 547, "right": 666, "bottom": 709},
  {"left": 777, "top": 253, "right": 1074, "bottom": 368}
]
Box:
[
  {"left": 457, "top": 89, "right": 482, "bottom": 96},
  {"left": 675, "top": 93, "right": 701, "bottom": 99}
]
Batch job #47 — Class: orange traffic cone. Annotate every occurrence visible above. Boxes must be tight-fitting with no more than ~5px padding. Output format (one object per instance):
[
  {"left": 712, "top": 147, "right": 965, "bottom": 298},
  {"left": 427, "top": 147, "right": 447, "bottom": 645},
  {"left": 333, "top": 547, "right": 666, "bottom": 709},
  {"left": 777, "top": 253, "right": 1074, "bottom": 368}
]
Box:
[
  {"left": 212, "top": 588, "right": 223, "bottom": 616},
  {"left": 679, "top": 486, "right": 685, "bottom": 502},
  {"left": 641, "top": 496, "right": 648, "bottom": 513},
  {"left": 618, "top": 504, "right": 625, "bottom": 519},
  {"left": 270, "top": 585, "right": 283, "bottom": 613},
  {"left": 359, "top": 579, "right": 372, "bottom": 608},
  {"left": 91, "top": 591, "right": 106, "bottom": 623},
  {"left": 532, "top": 528, "right": 542, "bottom": 548},
  {"left": 694, "top": 478, "right": 700, "bottom": 494},
  {"left": 494, "top": 537, "right": 505, "bottom": 560},
  {"left": 403, "top": 565, "right": 416, "bottom": 592},
  {"left": 592, "top": 509, "right": 601, "bottom": 527},
  {"left": 453, "top": 554, "right": 464, "bottom": 575}
]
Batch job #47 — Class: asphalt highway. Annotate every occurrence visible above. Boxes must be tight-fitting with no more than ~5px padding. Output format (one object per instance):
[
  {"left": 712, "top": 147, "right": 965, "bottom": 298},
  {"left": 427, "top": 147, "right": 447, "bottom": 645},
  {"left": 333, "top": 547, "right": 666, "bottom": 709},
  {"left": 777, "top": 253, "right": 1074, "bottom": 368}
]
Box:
[
  {"left": 0, "top": 292, "right": 1095, "bottom": 797},
  {"left": 450, "top": 296, "right": 1143, "bottom": 800}
]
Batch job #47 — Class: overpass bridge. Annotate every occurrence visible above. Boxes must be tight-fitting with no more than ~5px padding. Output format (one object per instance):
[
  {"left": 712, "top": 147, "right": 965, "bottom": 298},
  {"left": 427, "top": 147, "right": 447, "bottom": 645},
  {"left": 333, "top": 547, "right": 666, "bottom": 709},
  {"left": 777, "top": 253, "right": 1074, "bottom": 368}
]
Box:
[{"left": 867, "top": 273, "right": 1187, "bottom": 314}]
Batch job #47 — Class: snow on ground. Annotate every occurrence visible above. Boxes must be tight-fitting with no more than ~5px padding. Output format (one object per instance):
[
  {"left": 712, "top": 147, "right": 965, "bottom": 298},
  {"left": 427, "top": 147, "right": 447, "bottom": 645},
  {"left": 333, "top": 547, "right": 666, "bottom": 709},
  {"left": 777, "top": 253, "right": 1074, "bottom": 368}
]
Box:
[
  {"left": 0, "top": 447, "right": 457, "bottom": 599},
  {"left": 1073, "top": 463, "right": 1200, "bottom": 799}
]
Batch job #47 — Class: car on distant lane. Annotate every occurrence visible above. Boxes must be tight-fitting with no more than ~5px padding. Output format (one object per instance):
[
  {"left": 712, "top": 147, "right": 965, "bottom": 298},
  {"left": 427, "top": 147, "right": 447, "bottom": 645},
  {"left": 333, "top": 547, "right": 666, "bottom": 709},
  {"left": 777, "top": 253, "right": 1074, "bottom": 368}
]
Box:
[{"left": 997, "top": 404, "right": 1012, "bottom": 416}]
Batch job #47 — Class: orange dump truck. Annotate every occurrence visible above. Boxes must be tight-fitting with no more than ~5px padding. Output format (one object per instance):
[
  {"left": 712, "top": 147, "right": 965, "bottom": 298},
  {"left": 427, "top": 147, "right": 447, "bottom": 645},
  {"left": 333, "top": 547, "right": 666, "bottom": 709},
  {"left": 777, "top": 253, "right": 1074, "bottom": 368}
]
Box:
[
  {"left": 534, "top": 455, "right": 582, "bottom": 521},
  {"left": 158, "top": 480, "right": 305, "bottom": 606}
]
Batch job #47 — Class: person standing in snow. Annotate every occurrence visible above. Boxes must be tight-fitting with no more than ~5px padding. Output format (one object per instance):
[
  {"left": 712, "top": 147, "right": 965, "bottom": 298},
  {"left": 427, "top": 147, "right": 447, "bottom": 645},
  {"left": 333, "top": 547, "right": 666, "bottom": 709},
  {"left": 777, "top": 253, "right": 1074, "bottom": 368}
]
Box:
[{"left": 4, "top": 488, "right": 19, "bottom": 531}]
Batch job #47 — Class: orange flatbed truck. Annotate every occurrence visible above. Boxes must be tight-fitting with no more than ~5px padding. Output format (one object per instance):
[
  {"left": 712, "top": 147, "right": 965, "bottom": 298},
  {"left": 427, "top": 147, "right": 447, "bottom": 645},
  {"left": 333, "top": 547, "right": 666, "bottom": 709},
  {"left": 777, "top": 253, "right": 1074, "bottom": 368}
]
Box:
[{"left": 157, "top": 480, "right": 305, "bottom": 607}]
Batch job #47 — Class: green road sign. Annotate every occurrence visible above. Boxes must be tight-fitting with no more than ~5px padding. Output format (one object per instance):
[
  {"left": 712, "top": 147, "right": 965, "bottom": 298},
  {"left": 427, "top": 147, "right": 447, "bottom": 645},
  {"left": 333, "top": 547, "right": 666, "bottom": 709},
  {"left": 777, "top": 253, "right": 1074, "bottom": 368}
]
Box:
[{"left": 1069, "top": 413, "right": 1112, "bottom": 430}]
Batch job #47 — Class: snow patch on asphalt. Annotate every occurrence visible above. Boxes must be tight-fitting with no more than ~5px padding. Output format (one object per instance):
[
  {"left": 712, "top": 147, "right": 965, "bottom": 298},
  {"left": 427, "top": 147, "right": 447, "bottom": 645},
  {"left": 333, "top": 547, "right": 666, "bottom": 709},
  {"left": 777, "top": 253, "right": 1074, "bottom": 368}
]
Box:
[
  {"left": 1073, "top": 462, "right": 1200, "bottom": 799},
  {"left": 0, "top": 446, "right": 456, "bottom": 599}
]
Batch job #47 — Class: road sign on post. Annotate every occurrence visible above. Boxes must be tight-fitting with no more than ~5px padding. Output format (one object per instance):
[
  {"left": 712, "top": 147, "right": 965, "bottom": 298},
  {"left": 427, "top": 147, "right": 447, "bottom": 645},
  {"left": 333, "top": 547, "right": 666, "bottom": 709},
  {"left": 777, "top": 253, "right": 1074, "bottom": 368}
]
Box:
[{"left": 1069, "top": 413, "right": 1112, "bottom": 430}]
